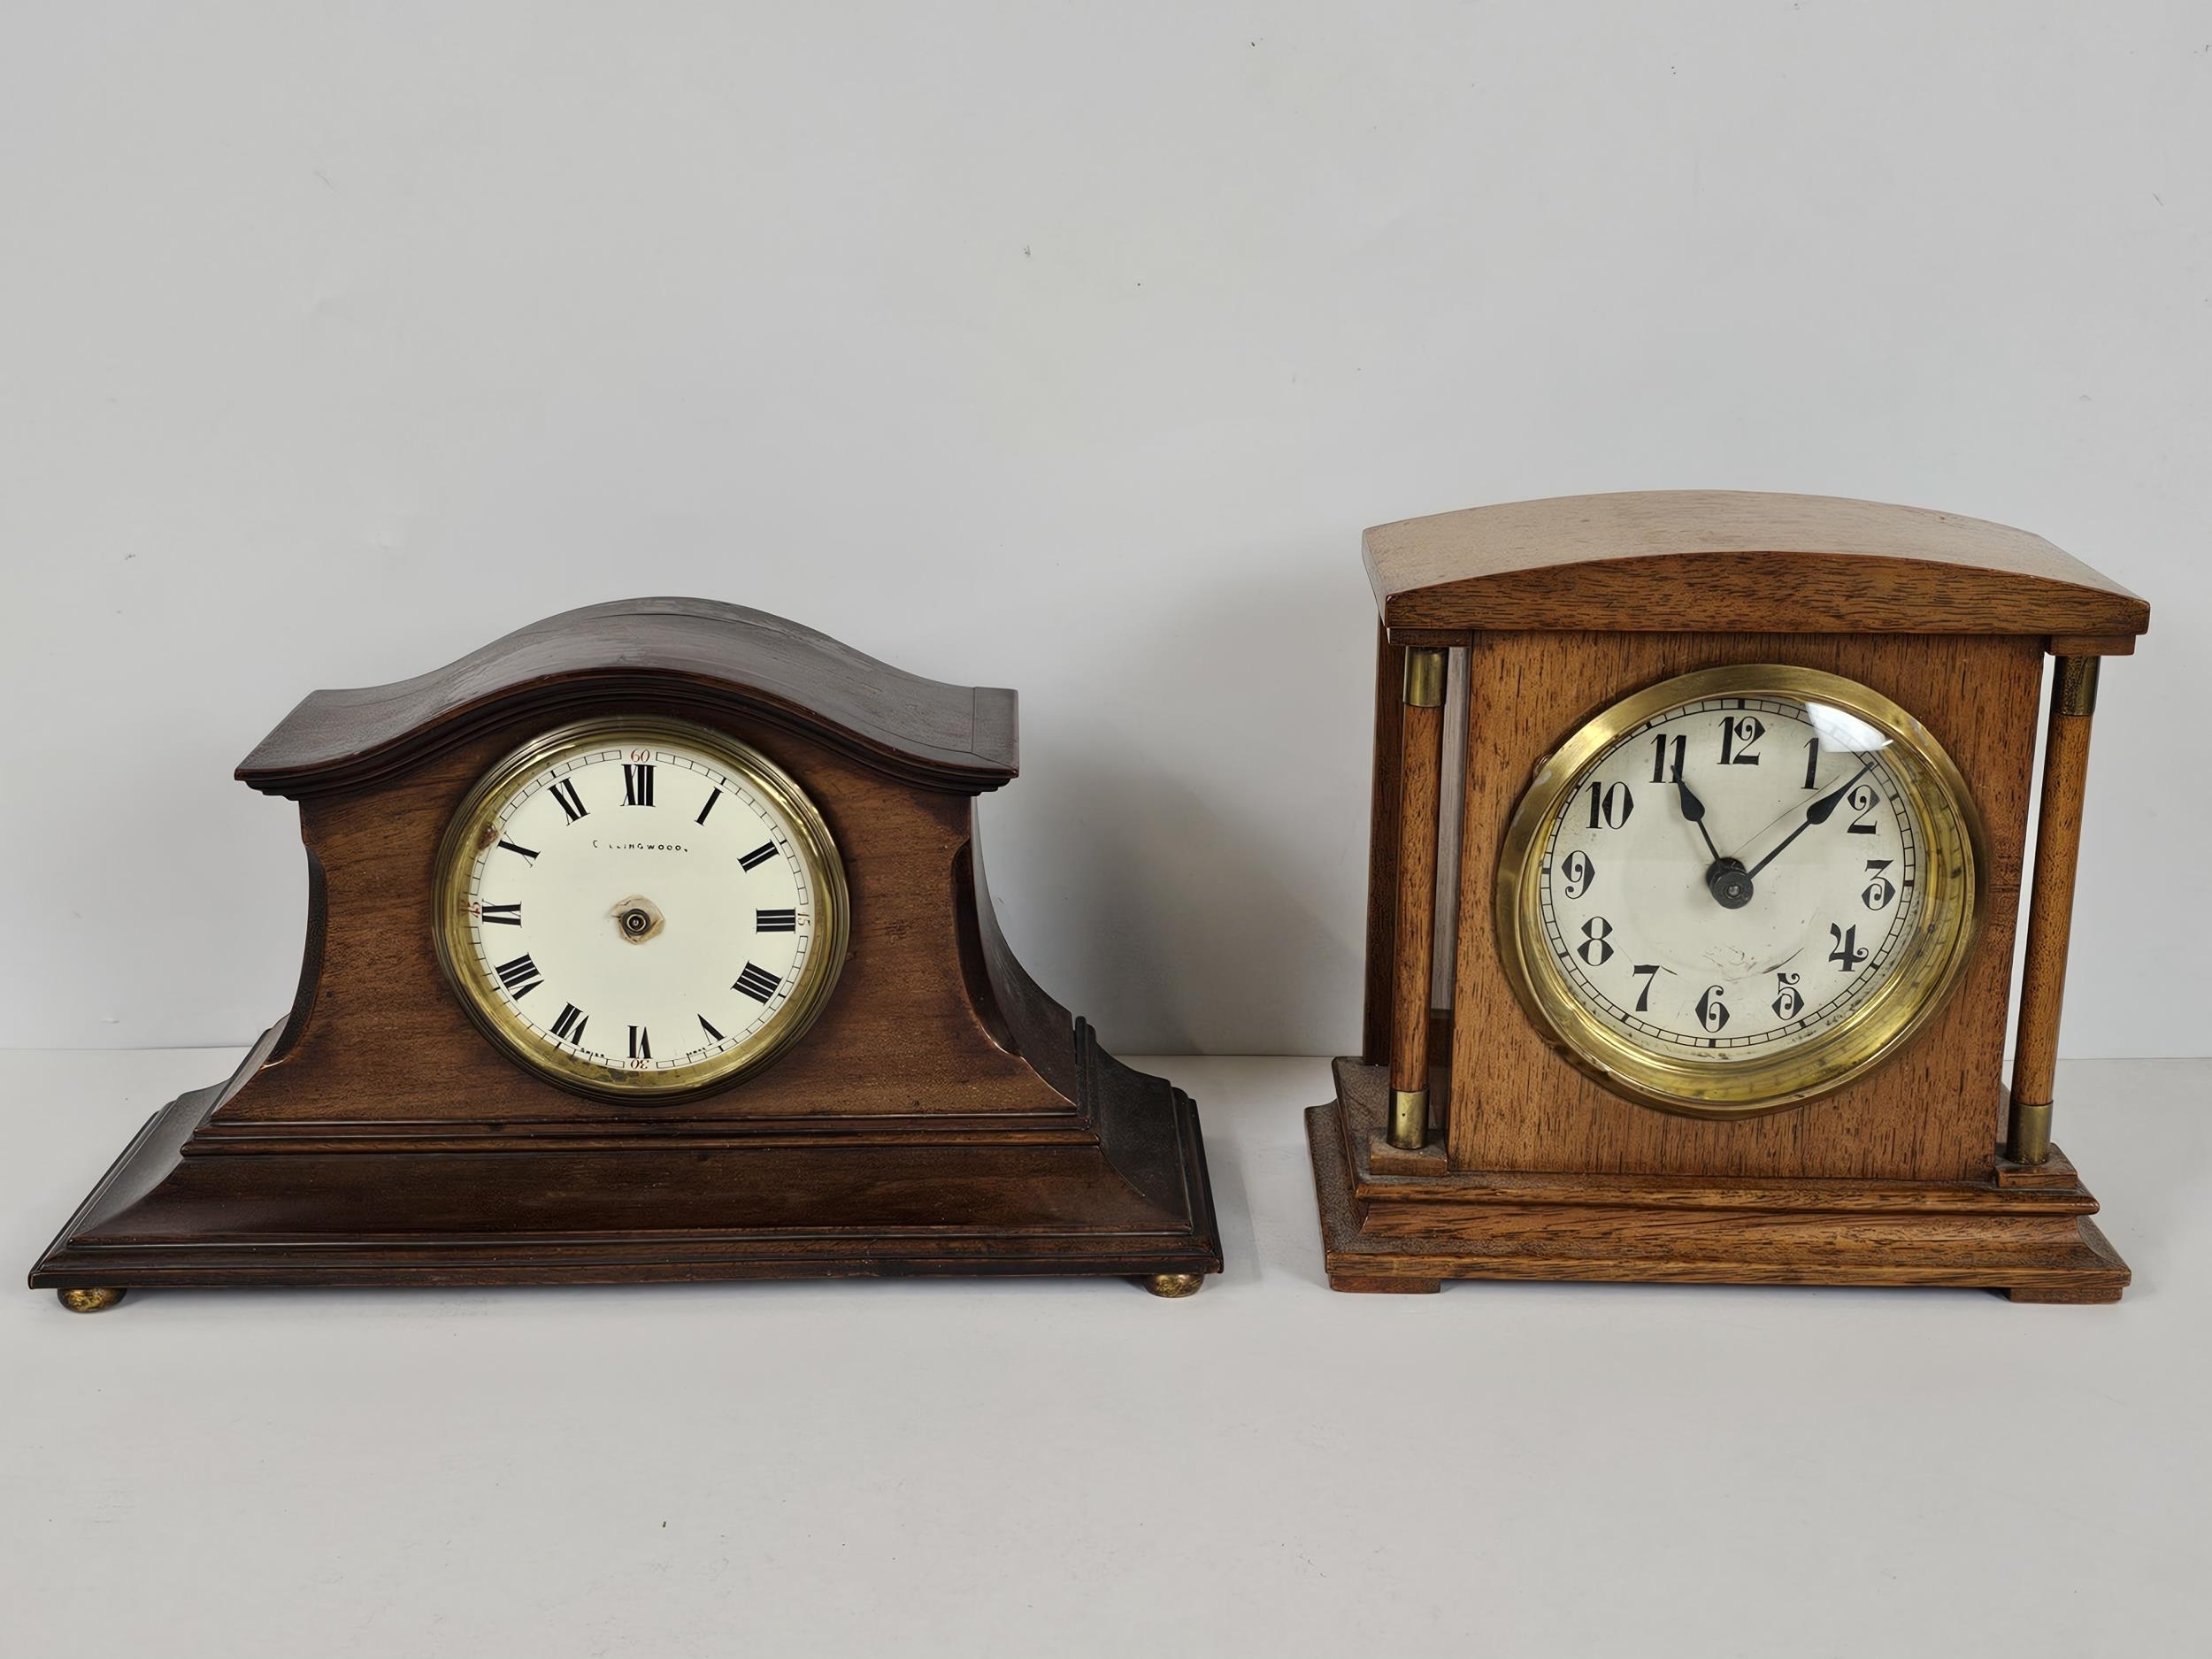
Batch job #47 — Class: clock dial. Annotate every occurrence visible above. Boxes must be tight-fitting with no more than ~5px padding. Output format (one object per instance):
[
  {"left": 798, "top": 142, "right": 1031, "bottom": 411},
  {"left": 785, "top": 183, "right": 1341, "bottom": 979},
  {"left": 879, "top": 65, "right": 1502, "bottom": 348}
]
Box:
[
  {"left": 1496, "top": 665, "right": 1983, "bottom": 1118},
  {"left": 433, "top": 719, "right": 848, "bottom": 1101}
]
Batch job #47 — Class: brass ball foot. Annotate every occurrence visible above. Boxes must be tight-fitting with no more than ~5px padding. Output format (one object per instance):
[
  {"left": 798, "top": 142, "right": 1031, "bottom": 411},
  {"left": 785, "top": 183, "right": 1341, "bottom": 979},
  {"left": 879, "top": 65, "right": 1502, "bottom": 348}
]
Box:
[
  {"left": 1142, "top": 1271, "right": 1204, "bottom": 1299},
  {"left": 58, "top": 1286, "right": 127, "bottom": 1314}
]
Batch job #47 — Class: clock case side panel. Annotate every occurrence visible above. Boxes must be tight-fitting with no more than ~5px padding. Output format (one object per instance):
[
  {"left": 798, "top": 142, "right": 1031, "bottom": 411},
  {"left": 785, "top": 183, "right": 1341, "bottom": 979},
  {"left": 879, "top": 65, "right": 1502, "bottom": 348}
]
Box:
[
  {"left": 1444, "top": 629, "right": 2041, "bottom": 1184},
  {"left": 965, "top": 826, "right": 1221, "bottom": 1246}
]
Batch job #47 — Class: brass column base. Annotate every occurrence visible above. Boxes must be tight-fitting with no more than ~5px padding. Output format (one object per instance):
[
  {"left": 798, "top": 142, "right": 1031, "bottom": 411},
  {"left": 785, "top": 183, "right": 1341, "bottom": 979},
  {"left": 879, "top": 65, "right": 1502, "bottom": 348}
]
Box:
[
  {"left": 1142, "top": 1272, "right": 1204, "bottom": 1299},
  {"left": 58, "top": 1286, "right": 127, "bottom": 1314},
  {"left": 2007, "top": 1099, "right": 2055, "bottom": 1165},
  {"left": 1387, "top": 1087, "right": 1428, "bottom": 1150}
]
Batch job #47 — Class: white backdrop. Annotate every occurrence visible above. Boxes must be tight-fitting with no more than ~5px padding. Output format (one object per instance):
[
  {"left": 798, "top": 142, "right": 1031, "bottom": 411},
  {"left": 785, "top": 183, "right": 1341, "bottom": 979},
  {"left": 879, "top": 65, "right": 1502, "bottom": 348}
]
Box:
[{"left": 3, "top": 3, "right": 2205, "bottom": 1056}]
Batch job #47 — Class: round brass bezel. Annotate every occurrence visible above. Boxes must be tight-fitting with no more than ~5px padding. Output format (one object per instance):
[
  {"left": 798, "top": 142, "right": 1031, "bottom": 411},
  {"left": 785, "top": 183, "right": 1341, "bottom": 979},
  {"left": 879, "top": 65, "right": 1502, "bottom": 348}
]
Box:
[
  {"left": 432, "top": 716, "right": 849, "bottom": 1103},
  {"left": 1494, "top": 664, "right": 1986, "bottom": 1120}
]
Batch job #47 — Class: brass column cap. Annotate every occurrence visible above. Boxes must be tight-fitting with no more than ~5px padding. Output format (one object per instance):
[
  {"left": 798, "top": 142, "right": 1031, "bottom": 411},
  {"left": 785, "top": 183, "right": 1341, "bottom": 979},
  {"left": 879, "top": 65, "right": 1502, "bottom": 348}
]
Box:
[{"left": 1402, "top": 649, "right": 1448, "bottom": 709}]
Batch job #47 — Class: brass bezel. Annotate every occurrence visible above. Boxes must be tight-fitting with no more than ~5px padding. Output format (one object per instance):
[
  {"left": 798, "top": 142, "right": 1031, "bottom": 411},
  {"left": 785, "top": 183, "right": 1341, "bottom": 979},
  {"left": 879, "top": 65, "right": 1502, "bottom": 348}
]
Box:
[
  {"left": 432, "top": 716, "right": 849, "bottom": 1104},
  {"left": 1494, "top": 664, "right": 1986, "bottom": 1120}
]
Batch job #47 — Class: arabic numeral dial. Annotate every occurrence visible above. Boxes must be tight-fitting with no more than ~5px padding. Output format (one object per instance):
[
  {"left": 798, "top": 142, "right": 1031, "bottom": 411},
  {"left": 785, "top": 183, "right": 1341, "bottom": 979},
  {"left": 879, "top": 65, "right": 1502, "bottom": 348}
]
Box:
[{"left": 1510, "top": 670, "right": 1981, "bottom": 1115}]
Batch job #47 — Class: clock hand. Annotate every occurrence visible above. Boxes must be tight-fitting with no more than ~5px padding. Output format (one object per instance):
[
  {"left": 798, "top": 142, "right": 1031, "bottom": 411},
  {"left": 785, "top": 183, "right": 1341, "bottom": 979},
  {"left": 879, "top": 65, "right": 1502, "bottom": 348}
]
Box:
[
  {"left": 1672, "top": 774, "right": 1725, "bottom": 865},
  {"left": 1675, "top": 773, "right": 1757, "bottom": 910},
  {"left": 1740, "top": 760, "right": 1874, "bottom": 881}
]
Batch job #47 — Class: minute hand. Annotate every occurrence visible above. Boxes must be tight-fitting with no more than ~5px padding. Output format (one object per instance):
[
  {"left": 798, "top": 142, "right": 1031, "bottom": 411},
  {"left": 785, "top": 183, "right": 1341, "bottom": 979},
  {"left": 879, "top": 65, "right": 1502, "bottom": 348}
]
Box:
[{"left": 1740, "top": 761, "right": 1874, "bottom": 880}]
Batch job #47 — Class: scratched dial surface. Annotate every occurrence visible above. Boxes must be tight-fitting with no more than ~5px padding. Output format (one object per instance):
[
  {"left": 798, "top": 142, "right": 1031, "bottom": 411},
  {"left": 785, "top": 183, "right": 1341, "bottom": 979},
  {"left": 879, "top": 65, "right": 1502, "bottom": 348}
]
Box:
[
  {"left": 1539, "top": 693, "right": 1927, "bottom": 1062},
  {"left": 433, "top": 720, "right": 847, "bottom": 1101},
  {"left": 1500, "top": 666, "right": 1982, "bottom": 1116}
]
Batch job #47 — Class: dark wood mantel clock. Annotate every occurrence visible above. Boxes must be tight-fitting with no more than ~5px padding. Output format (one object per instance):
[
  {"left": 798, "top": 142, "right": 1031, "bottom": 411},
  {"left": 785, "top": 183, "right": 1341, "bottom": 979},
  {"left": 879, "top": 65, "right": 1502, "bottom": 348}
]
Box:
[
  {"left": 34, "top": 599, "right": 1220, "bottom": 1309},
  {"left": 1309, "top": 491, "right": 2149, "bottom": 1301}
]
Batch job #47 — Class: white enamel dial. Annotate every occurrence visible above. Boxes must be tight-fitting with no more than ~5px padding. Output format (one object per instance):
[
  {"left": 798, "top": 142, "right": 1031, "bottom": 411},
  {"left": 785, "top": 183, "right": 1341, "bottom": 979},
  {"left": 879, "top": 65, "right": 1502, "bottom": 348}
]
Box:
[
  {"left": 1497, "top": 666, "right": 1982, "bottom": 1117},
  {"left": 1540, "top": 695, "right": 1921, "bottom": 1059},
  {"left": 434, "top": 720, "right": 847, "bottom": 1100}
]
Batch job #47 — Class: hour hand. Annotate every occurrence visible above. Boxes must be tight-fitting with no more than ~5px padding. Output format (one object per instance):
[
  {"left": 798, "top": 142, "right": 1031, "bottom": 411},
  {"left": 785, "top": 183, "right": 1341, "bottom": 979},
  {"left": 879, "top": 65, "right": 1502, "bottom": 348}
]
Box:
[{"left": 1672, "top": 775, "right": 1724, "bottom": 865}]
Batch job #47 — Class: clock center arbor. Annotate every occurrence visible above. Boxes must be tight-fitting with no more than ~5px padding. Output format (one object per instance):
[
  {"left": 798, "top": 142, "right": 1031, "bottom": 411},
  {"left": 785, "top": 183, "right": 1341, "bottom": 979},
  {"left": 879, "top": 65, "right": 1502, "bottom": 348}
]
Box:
[
  {"left": 1308, "top": 491, "right": 2148, "bottom": 1301},
  {"left": 33, "top": 600, "right": 1220, "bottom": 1302}
]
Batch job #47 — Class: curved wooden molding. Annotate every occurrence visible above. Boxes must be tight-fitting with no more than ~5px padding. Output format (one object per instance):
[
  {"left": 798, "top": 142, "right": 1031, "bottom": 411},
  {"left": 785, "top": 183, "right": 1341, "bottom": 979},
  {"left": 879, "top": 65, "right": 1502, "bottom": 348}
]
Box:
[
  {"left": 1365, "top": 490, "right": 2150, "bottom": 637},
  {"left": 237, "top": 598, "right": 1019, "bottom": 798}
]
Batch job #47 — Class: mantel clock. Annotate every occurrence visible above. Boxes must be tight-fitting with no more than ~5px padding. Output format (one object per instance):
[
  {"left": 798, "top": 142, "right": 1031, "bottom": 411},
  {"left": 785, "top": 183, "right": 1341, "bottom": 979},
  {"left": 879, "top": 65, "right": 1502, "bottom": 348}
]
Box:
[
  {"left": 1309, "top": 491, "right": 2148, "bottom": 1301},
  {"left": 35, "top": 599, "right": 1221, "bottom": 1308}
]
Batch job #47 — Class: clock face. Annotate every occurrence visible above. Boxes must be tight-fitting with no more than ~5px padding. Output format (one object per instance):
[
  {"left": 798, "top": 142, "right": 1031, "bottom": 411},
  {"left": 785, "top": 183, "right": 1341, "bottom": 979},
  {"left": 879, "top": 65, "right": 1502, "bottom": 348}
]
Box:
[
  {"left": 433, "top": 718, "right": 848, "bottom": 1101},
  {"left": 1495, "top": 665, "right": 1983, "bottom": 1118}
]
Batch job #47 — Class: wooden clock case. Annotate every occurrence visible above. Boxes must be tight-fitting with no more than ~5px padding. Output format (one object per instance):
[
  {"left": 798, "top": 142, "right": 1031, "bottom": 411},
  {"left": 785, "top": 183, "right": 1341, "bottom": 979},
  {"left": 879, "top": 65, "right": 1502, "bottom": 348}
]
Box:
[
  {"left": 1309, "top": 491, "right": 2148, "bottom": 1301},
  {"left": 33, "top": 600, "right": 1220, "bottom": 1302}
]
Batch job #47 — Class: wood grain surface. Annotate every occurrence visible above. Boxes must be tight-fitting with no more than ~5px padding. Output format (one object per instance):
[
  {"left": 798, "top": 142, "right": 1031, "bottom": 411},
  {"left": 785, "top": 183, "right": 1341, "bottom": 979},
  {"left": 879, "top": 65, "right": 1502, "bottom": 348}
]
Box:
[
  {"left": 1389, "top": 695, "right": 1445, "bottom": 1096},
  {"left": 1444, "top": 630, "right": 2041, "bottom": 1182},
  {"left": 214, "top": 712, "right": 1058, "bottom": 1135},
  {"left": 238, "top": 598, "right": 1020, "bottom": 797},
  {"left": 2008, "top": 687, "right": 2096, "bottom": 1113},
  {"left": 1308, "top": 1061, "right": 2127, "bottom": 1299},
  {"left": 1365, "top": 490, "right": 2151, "bottom": 636}
]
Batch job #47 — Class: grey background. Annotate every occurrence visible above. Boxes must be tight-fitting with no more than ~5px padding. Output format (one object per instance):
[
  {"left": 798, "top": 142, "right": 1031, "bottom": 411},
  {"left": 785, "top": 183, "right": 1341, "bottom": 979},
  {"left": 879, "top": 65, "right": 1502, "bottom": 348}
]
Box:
[
  {"left": 4, "top": 2, "right": 2204, "bottom": 1056},
  {"left": 7, "top": 1049, "right": 2205, "bottom": 1657}
]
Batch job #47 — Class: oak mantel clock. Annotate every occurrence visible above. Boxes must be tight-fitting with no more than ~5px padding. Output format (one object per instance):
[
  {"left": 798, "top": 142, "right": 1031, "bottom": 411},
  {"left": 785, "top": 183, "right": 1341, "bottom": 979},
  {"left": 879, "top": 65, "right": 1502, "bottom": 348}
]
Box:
[
  {"left": 1309, "top": 490, "right": 2148, "bottom": 1301},
  {"left": 34, "top": 599, "right": 1220, "bottom": 1309}
]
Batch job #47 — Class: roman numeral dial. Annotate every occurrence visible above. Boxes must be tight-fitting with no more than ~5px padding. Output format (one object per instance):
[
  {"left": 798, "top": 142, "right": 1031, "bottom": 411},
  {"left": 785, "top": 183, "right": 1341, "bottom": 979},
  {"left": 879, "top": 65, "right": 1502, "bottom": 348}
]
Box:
[
  {"left": 493, "top": 954, "right": 542, "bottom": 998},
  {"left": 434, "top": 720, "right": 849, "bottom": 1102},
  {"left": 733, "top": 962, "right": 781, "bottom": 1002}
]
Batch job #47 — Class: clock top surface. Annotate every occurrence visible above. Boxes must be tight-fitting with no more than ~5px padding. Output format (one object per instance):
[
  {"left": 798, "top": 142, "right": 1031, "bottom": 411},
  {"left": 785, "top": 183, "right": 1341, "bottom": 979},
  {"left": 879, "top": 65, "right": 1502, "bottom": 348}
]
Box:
[
  {"left": 237, "top": 598, "right": 1018, "bottom": 798},
  {"left": 1364, "top": 490, "right": 2149, "bottom": 639}
]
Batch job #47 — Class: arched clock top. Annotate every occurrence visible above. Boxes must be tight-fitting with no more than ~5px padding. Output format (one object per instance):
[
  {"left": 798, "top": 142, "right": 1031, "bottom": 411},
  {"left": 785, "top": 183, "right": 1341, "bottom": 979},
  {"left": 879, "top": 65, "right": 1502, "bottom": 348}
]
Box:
[
  {"left": 1364, "top": 490, "right": 2150, "bottom": 641},
  {"left": 234, "top": 598, "right": 1019, "bottom": 799}
]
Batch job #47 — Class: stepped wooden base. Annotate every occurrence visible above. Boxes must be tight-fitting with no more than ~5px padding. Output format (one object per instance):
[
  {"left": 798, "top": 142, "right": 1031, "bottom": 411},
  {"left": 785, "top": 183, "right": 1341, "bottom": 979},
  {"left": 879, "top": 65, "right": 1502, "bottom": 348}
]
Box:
[
  {"left": 1308, "top": 1059, "right": 2128, "bottom": 1302},
  {"left": 31, "top": 1030, "right": 1221, "bottom": 1300}
]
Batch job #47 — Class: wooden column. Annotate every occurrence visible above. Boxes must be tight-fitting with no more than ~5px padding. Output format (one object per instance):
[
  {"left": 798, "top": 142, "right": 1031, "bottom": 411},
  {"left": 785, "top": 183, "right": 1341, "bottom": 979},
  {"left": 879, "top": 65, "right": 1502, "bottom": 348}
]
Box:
[
  {"left": 1361, "top": 626, "right": 1407, "bottom": 1065},
  {"left": 2006, "top": 655, "right": 2101, "bottom": 1164},
  {"left": 1388, "top": 648, "right": 1448, "bottom": 1149}
]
